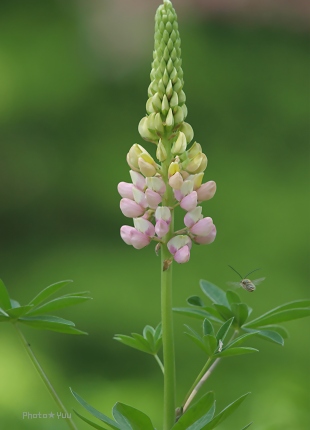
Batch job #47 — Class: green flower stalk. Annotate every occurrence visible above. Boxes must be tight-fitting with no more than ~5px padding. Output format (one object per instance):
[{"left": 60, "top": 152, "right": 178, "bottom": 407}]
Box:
[{"left": 118, "top": 1, "right": 217, "bottom": 427}]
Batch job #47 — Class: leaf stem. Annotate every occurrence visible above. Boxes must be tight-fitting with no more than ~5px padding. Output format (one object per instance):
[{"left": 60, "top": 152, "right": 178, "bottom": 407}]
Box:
[
  {"left": 154, "top": 353, "right": 165, "bottom": 375},
  {"left": 14, "top": 323, "right": 78, "bottom": 430}
]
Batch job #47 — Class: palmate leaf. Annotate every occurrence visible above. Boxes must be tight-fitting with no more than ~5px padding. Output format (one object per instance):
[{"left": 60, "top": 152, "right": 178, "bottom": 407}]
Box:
[
  {"left": 71, "top": 389, "right": 121, "bottom": 430},
  {"left": 114, "top": 323, "right": 162, "bottom": 355},
  {"left": 173, "top": 307, "right": 223, "bottom": 323},
  {"left": 225, "top": 332, "right": 258, "bottom": 348},
  {"left": 200, "top": 280, "right": 229, "bottom": 307},
  {"left": 201, "top": 392, "right": 250, "bottom": 430},
  {"left": 172, "top": 392, "right": 215, "bottom": 429},
  {"left": 244, "top": 307, "right": 310, "bottom": 328},
  {"left": 112, "top": 403, "right": 155, "bottom": 430},
  {"left": 203, "top": 319, "right": 215, "bottom": 336},
  {"left": 73, "top": 410, "right": 109, "bottom": 430},
  {"left": 6, "top": 305, "right": 34, "bottom": 318},
  {"left": 18, "top": 315, "right": 87, "bottom": 335},
  {"left": 226, "top": 290, "right": 241, "bottom": 306},
  {"left": 243, "top": 328, "right": 284, "bottom": 346},
  {"left": 26, "top": 294, "right": 92, "bottom": 317},
  {"left": 28, "top": 280, "right": 73, "bottom": 307},
  {"left": 213, "top": 304, "right": 234, "bottom": 321},
  {"left": 231, "top": 303, "right": 250, "bottom": 327},
  {"left": 187, "top": 296, "right": 205, "bottom": 307},
  {"left": 216, "top": 317, "right": 234, "bottom": 342},
  {"left": 215, "top": 347, "right": 258, "bottom": 358}
]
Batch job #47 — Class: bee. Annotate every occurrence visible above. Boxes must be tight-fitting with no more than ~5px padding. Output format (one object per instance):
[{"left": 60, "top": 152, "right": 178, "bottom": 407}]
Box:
[{"left": 227, "top": 265, "right": 265, "bottom": 292}]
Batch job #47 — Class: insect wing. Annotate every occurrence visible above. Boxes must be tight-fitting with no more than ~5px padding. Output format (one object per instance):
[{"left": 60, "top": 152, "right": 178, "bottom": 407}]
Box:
[
  {"left": 252, "top": 277, "right": 266, "bottom": 286},
  {"left": 226, "top": 281, "right": 242, "bottom": 289}
]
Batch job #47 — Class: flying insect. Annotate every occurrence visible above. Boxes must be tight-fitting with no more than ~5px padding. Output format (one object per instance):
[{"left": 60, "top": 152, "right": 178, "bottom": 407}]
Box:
[{"left": 227, "top": 265, "right": 265, "bottom": 292}]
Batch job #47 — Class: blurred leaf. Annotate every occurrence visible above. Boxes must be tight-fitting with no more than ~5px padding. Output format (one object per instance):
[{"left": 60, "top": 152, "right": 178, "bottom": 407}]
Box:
[
  {"left": 216, "top": 317, "right": 234, "bottom": 342},
  {"left": 26, "top": 295, "right": 92, "bottom": 317},
  {"left": 0, "top": 279, "right": 11, "bottom": 310},
  {"left": 203, "top": 319, "right": 214, "bottom": 336},
  {"left": 19, "top": 315, "right": 87, "bottom": 335},
  {"left": 244, "top": 308, "right": 310, "bottom": 328},
  {"left": 10, "top": 299, "right": 21, "bottom": 308},
  {"left": 173, "top": 307, "right": 223, "bottom": 323},
  {"left": 114, "top": 324, "right": 162, "bottom": 356},
  {"left": 73, "top": 410, "right": 109, "bottom": 430},
  {"left": 112, "top": 403, "right": 155, "bottom": 430},
  {"left": 6, "top": 305, "right": 34, "bottom": 318},
  {"left": 201, "top": 392, "right": 250, "bottom": 429},
  {"left": 216, "top": 347, "right": 258, "bottom": 358},
  {"left": 241, "top": 423, "right": 253, "bottom": 430},
  {"left": 71, "top": 389, "right": 121, "bottom": 430},
  {"left": 114, "top": 334, "right": 152, "bottom": 354},
  {"left": 244, "top": 300, "right": 310, "bottom": 327},
  {"left": 28, "top": 280, "right": 73, "bottom": 307},
  {"left": 200, "top": 280, "right": 229, "bottom": 307},
  {"left": 226, "top": 290, "right": 241, "bottom": 306},
  {"left": 187, "top": 296, "right": 205, "bottom": 307},
  {"left": 172, "top": 392, "right": 215, "bottom": 429},
  {"left": 231, "top": 303, "right": 250, "bottom": 326},
  {"left": 213, "top": 304, "right": 234, "bottom": 320}
]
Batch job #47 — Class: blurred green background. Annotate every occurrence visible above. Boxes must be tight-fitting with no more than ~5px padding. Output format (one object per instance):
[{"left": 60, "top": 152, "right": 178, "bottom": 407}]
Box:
[{"left": 0, "top": 0, "right": 309, "bottom": 429}]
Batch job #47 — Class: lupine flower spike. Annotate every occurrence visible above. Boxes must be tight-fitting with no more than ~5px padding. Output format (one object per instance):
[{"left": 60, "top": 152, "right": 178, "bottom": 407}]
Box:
[{"left": 118, "top": 0, "right": 217, "bottom": 267}]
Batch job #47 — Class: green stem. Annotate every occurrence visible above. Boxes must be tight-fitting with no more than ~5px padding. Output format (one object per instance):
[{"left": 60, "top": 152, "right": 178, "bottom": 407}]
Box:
[
  {"left": 14, "top": 323, "right": 78, "bottom": 430},
  {"left": 161, "top": 137, "right": 176, "bottom": 429}
]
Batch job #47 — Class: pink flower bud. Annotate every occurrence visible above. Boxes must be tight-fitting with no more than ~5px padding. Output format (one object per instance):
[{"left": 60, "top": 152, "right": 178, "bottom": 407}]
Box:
[
  {"left": 197, "top": 181, "right": 216, "bottom": 202},
  {"left": 180, "top": 191, "right": 198, "bottom": 211},
  {"left": 120, "top": 198, "right": 145, "bottom": 218},
  {"left": 146, "top": 177, "right": 166, "bottom": 195},
  {"left": 184, "top": 207, "right": 203, "bottom": 228},
  {"left": 169, "top": 172, "right": 183, "bottom": 190},
  {"left": 155, "top": 219, "right": 169, "bottom": 238},
  {"left": 194, "top": 225, "right": 217, "bottom": 244},
  {"left": 117, "top": 182, "right": 134, "bottom": 199},
  {"left": 155, "top": 206, "right": 171, "bottom": 224},
  {"left": 190, "top": 217, "right": 213, "bottom": 237},
  {"left": 167, "top": 235, "right": 192, "bottom": 255},
  {"left": 145, "top": 189, "right": 162, "bottom": 209},
  {"left": 174, "top": 245, "right": 191, "bottom": 263},
  {"left": 130, "top": 170, "right": 146, "bottom": 191},
  {"left": 132, "top": 187, "right": 148, "bottom": 208},
  {"left": 133, "top": 218, "right": 155, "bottom": 237},
  {"left": 120, "top": 225, "right": 150, "bottom": 249}
]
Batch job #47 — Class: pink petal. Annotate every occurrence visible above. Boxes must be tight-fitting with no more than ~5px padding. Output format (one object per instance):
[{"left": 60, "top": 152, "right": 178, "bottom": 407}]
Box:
[
  {"left": 194, "top": 225, "right": 217, "bottom": 244},
  {"left": 146, "top": 177, "right": 166, "bottom": 195},
  {"left": 167, "top": 235, "right": 192, "bottom": 255},
  {"left": 130, "top": 170, "right": 146, "bottom": 191},
  {"left": 130, "top": 230, "right": 151, "bottom": 249},
  {"left": 180, "top": 191, "right": 198, "bottom": 211},
  {"left": 174, "top": 245, "right": 191, "bottom": 263},
  {"left": 120, "top": 198, "right": 145, "bottom": 218},
  {"left": 196, "top": 181, "right": 216, "bottom": 202},
  {"left": 174, "top": 189, "right": 182, "bottom": 201},
  {"left": 134, "top": 218, "right": 155, "bottom": 237},
  {"left": 145, "top": 189, "right": 162, "bottom": 209},
  {"left": 117, "top": 182, "right": 134, "bottom": 199},
  {"left": 190, "top": 217, "right": 213, "bottom": 237},
  {"left": 155, "top": 219, "right": 169, "bottom": 238},
  {"left": 184, "top": 207, "right": 203, "bottom": 228},
  {"left": 120, "top": 226, "right": 135, "bottom": 245}
]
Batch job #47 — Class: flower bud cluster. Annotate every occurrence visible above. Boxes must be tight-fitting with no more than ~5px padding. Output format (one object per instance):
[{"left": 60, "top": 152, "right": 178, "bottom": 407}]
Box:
[
  {"left": 118, "top": 138, "right": 216, "bottom": 264},
  {"left": 139, "top": 0, "right": 193, "bottom": 143}
]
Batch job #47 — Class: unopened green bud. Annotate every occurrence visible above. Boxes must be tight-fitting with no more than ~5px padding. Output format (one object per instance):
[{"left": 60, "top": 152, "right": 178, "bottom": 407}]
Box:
[
  {"left": 127, "top": 143, "right": 144, "bottom": 171},
  {"left": 152, "top": 93, "right": 162, "bottom": 112},
  {"left": 185, "top": 153, "right": 208, "bottom": 174},
  {"left": 155, "top": 113, "right": 165, "bottom": 134},
  {"left": 188, "top": 142, "right": 202, "bottom": 159},
  {"left": 179, "top": 122, "right": 194, "bottom": 143},
  {"left": 173, "top": 106, "right": 184, "bottom": 124},
  {"left": 146, "top": 97, "right": 155, "bottom": 114},
  {"left": 170, "top": 91, "right": 178, "bottom": 108},
  {"left": 166, "top": 108, "right": 174, "bottom": 127},
  {"left": 166, "top": 80, "right": 173, "bottom": 99},
  {"left": 138, "top": 117, "right": 158, "bottom": 143},
  {"left": 161, "top": 94, "right": 169, "bottom": 116},
  {"left": 156, "top": 140, "right": 167, "bottom": 162},
  {"left": 172, "top": 131, "right": 187, "bottom": 155}
]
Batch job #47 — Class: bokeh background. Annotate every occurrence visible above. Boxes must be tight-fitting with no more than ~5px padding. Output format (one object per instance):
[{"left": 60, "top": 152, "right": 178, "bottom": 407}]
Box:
[{"left": 0, "top": 0, "right": 309, "bottom": 429}]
